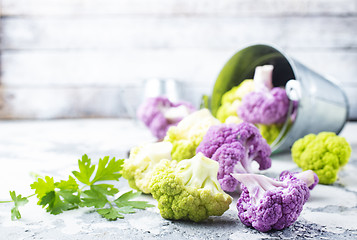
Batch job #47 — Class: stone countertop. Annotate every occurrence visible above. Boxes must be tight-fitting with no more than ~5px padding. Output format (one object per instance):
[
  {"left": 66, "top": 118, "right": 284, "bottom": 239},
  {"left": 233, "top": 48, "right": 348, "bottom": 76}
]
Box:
[{"left": 0, "top": 119, "right": 356, "bottom": 240}]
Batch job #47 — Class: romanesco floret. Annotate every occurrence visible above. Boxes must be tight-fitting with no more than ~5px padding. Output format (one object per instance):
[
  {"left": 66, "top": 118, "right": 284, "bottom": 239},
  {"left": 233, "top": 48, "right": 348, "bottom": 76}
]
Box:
[
  {"left": 149, "top": 153, "right": 232, "bottom": 222},
  {"left": 232, "top": 170, "right": 316, "bottom": 232},
  {"left": 291, "top": 132, "right": 351, "bottom": 184},
  {"left": 164, "top": 109, "right": 220, "bottom": 161},
  {"left": 216, "top": 80, "right": 255, "bottom": 123},
  {"left": 122, "top": 142, "right": 173, "bottom": 194}
]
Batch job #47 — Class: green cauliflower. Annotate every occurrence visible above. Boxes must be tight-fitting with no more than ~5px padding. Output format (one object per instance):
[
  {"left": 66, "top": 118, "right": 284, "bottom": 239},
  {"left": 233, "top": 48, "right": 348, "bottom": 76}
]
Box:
[
  {"left": 150, "top": 152, "right": 232, "bottom": 222},
  {"left": 164, "top": 109, "right": 220, "bottom": 161},
  {"left": 291, "top": 132, "right": 351, "bottom": 184},
  {"left": 257, "top": 124, "right": 283, "bottom": 145},
  {"left": 122, "top": 141, "right": 173, "bottom": 194},
  {"left": 216, "top": 79, "right": 255, "bottom": 123}
]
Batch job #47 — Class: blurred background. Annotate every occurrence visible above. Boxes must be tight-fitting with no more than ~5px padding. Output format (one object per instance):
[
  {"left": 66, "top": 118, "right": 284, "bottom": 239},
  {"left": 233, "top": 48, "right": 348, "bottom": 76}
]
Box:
[{"left": 0, "top": 0, "right": 356, "bottom": 120}]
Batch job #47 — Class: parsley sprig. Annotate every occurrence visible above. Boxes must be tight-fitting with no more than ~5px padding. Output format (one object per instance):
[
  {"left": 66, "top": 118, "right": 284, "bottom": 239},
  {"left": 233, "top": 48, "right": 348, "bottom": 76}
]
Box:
[{"left": 1, "top": 154, "right": 154, "bottom": 221}]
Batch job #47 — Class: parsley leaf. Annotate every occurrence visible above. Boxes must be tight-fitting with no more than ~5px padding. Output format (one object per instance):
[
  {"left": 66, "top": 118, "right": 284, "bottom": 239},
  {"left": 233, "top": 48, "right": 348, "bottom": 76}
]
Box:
[
  {"left": 97, "top": 207, "right": 124, "bottom": 220},
  {"left": 2, "top": 154, "right": 153, "bottom": 221},
  {"left": 9, "top": 191, "right": 29, "bottom": 220},
  {"left": 91, "top": 184, "right": 119, "bottom": 196},
  {"left": 91, "top": 157, "right": 124, "bottom": 184},
  {"left": 30, "top": 176, "right": 56, "bottom": 200},
  {"left": 39, "top": 191, "right": 68, "bottom": 215},
  {"left": 72, "top": 154, "right": 95, "bottom": 185},
  {"left": 117, "top": 206, "right": 136, "bottom": 214},
  {"left": 114, "top": 191, "right": 154, "bottom": 210},
  {"left": 55, "top": 176, "right": 79, "bottom": 191},
  {"left": 72, "top": 155, "right": 124, "bottom": 186},
  {"left": 81, "top": 187, "right": 108, "bottom": 208},
  {"left": 31, "top": 176, "right": 80, "bottom": 214}
]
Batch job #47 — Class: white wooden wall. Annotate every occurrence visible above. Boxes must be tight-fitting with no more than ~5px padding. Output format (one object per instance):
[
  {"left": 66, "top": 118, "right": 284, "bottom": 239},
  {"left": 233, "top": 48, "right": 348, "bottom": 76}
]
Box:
[{"left": 1, "top": 0, "right": 356, "bottom": 119}]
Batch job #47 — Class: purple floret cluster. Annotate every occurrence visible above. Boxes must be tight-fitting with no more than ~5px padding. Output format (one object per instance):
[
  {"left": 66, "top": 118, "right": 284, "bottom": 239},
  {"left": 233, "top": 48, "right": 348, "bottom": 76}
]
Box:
[
  {"left": 137, "top": 96, "right": 195, "bottom": 139},
  {"left": 196, "top": 122, "right": 271, "bottom": 192},
  {"left": 280, "top": 170, "right": 319, "bottom": 190},
  {"left": 234, "top": 172, "right": 313, "bottom": 232},
  {"left": 238, "top": 87, "right": 290, "bottom": 125}
]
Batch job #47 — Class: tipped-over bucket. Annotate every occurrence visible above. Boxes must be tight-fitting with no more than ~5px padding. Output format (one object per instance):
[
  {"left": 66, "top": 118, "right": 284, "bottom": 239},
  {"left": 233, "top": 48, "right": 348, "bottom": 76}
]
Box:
[{"left": 211, "top": 44, "right": 349, "bottom": 153}]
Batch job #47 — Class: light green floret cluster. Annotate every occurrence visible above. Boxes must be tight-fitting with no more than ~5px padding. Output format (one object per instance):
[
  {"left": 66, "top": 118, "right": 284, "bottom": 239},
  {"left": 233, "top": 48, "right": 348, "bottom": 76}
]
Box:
[
  {"left": 122, "top": 142, "right": 173, "bottom": 194},
  {"left": 164, "top": 109, "right": 220, "bottom": 161},
  {"left": 150, "top": 153, "right": 232, "bottom": 222},
  {"left": 258, "top": 124, "right": 282, "bottom": 145},
  {"left": 216, "top": 79, "right": 255, "bottom": 123},
  {"left": 292, "top": 132, "right": 351, "bottom": 184}
]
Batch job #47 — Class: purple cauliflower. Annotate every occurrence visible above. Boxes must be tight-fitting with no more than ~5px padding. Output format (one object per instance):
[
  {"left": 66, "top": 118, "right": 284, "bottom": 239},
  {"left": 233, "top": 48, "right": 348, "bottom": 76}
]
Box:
[
  {"left": 238, "top": 88, "right": 290, "bottom": 125},
  {"left": 237, "top": 64, "right": 290, "bottom": 125},
  {"left": 280, "top": 170, "right": 319, "bottom": 190},
  {"left": 137, "top": 96, "right": 195, "bottom": 139},
  {"left": 232, "top": 170, "right": 317, "bottom": 232},
  {"left": 196, "top": 122, "right": 271, "bottom": 192}
]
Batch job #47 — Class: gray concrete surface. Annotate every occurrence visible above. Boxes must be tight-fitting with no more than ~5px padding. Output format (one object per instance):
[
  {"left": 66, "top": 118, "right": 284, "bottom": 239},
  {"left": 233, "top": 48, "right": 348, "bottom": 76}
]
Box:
[{"left": 0, "top": 119, "right": 356, "bottom": 239}]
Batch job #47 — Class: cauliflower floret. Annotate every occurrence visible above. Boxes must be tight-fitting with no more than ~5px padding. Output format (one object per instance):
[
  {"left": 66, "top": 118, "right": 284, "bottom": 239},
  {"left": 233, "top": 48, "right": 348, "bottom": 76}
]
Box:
[
  {"left": 122, "top": 142, "right": 173, "bottom": 194},
  {"left": 150, "top": 153, "right": 232, "bottom": 222},
  {"left": 164, "top": 109, "right": 220, "bottom": 161},
  {"left": 216, "top": 80, "right": 255, "bottom": 123},
  {"left": 291, "top": 132, "right": 351, "bottom": 184},
  {"left": 280, "top": 170, "right": 319, "bottom": 190},
  {"left": 137, "top": 96, "right": 196, "bottom": 139},
  {"left": 196, "top": 122, "right": 271, "bottom": 192},
  {"left": 232, "top": 170, "right": 317, "bottom": 232},
  {"left": 257, "top": 124, "right": 283, "bottom": 145},
  {"left": 238, "top": 88, "right": 290, "bottom": 125},
  {"left": 238, "top": 65, "right": 290, "bottom": 125}
]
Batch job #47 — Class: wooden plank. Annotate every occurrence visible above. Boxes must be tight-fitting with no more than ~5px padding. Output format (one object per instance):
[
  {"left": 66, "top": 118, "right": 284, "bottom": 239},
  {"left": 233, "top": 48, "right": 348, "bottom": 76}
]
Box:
[
  {"left": 2, "top": 49, "right": 356, "bottom": 87},
  {"left": 0, "top": 87, "right": 128, "bottom": 119},
  {"left": 2, "top": 0, "right": 356, "bottom": 17},
  {"left": 0, "top": 86, "right": 206, "bottom": 119},
  {"left": 0, "top": 84, "right": 355, "bottom": 119},
  {"left": 0, "top": 49, "right": 230, "bottom": 86},
  {"left": 2, "top": 16, "right": 356, "bottom": 50}
]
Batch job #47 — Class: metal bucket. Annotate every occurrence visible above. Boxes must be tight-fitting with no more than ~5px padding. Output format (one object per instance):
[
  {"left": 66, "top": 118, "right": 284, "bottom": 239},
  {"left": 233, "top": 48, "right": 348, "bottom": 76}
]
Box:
[
  {"left": 143, "top": 78, "right": 182, "bottom": 102},
  {"left": 212, "top": 44, "right": 349, "bottom": 153}
]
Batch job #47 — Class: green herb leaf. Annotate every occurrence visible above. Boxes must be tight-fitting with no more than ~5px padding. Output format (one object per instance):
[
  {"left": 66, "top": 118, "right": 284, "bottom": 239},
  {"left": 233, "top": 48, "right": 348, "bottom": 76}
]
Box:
[
  {"left": 72, "top": 154, "right": 95, "bottom": 185},
  {"left": 39, "top": 191, "right": 67, "bottom": 215},
  {"left": 32, "top": 176, "right": 80, "bottom": 214},
  {"left": 91, "top": 157, "right": 124, "bottom": 184},
  {"left": 9, "top": 191, "right": 29, "bottom": 220},
  {"left": 30, "top": 176, "right": 56, "bottom": 200},
  {"left": 115, "top": 190, "right": 141, "bottom": 201},
  {"left": 3, "top": 155, "right": 150, "bottom": 221},
  {"left": 91, "top": 184, "right": 119, "bottom": 196},
  {"left": 81, "top": 188, "right": 108, "bottom": 208},
  {"left": 117, "top": 206, "right": 136, "bottom": 214},
  {"left": 55, "top": 176, "right": 79, "bottom": 191},
  {"left": 58, "top": 190, "right": 81, "bottom": 205},
  {"left": 97, "top": 207, "right": 124, "bottom": 220},
  {"left": 114, "top": 191, "right": 154, "bottom": 210}
]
